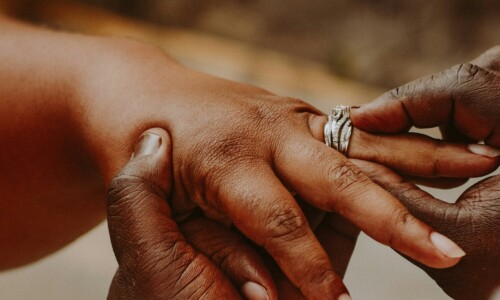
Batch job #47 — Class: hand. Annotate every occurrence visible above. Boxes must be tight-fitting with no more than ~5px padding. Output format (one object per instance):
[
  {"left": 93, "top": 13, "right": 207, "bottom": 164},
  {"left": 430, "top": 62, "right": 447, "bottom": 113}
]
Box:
[
  {"left": 106, "top": 128, "right": 358, "bottom": 300},
  {"left": 107, "top": 128, "right": 276, "bottom": 300},
  {"left": 354, "top": 159, "right": 500, "bottom": 300},
  {"left": 351, "top": 45, "right": 500, "bottom": 148},
  {"left": 79, "top": 41, "right": 499, "bottom": 298}
]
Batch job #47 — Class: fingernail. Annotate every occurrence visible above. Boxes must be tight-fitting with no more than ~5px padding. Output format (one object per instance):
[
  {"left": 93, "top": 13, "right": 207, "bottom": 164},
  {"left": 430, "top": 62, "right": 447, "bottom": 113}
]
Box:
[
  {"left": 132, "top": 133, "right": 161, "bottom": 158},
  {"left": 467, "top": 144, "right": 500, "bottom": 157},
  {"left": 430, "top": 232, "right": 466, "bottom": 258},
  {"left": 338, "top": 293, "right": 352, "bottom": 300},
  {"left": 241, "top": 282, "right": 269, "bottom": 300}
]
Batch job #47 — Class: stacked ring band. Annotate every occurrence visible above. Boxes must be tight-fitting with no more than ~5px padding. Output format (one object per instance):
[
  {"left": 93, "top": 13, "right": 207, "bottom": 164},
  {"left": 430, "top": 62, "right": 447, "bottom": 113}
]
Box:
[{"left": 324, "top": 105, "right": 352, "bottom": 155}]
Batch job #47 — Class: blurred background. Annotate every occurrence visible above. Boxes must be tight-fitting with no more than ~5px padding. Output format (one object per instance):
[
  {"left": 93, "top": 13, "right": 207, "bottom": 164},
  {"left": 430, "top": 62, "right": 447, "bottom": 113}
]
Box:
[{"left": 0, "top": 0, "right": 499, "bottom": 299}]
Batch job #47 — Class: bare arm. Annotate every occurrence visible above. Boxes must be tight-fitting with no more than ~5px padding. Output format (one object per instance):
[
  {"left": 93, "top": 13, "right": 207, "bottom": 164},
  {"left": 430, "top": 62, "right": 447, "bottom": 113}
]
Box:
[{"left": 0, "top": 16, "right": 164, "bottom": 268}]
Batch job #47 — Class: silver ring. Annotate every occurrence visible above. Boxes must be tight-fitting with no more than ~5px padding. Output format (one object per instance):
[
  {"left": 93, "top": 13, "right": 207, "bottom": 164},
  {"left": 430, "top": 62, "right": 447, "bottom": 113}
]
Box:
[{"left": 324, "top": 105, "right": 352, "bottom": 156}]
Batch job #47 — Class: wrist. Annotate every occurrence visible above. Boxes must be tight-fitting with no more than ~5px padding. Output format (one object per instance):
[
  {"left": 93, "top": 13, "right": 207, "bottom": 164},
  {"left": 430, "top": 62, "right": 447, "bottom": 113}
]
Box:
[{"left": 71, "top": 37, "right": 181, "bottom": 183}]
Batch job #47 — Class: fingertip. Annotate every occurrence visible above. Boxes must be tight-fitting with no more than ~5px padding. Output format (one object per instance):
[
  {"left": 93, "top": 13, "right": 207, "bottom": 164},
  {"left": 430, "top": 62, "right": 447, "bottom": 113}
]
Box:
[
  {"left": 350, "top": 101, "right": 411, "bottom": 133},
  {"left": 137, "top": 127, "right": 172, "bottom": 157},
  {"left": 430, "top": 232, "right": 466, "bottom": 259},
  {"left": 391, "top": 219, "right": 465, "bottom": 269},
  {"left": 127, "top": 127, "right": 173, "bottom": 193},
  {"left": 467, "top": 144, "right": 500, "bottom": 158},
  {"left": 338, "top": 293, "right": 352, "bottom": 300},
  {"left": 420, "top": 253, "right": 462, "bottom": 269},
  {"left": 241, "top": 282, "right": 270, "bottom": 300}
]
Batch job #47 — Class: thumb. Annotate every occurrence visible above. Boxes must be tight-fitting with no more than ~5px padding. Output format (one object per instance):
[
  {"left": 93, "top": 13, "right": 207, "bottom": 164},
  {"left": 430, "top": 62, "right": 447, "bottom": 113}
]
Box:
[
  {"left": 470, "top": 45, "right": 500, "bottom": 71},
  {"left": 107, "top": 128, "right": 242, "bottom": 299},
  {"left": 107, "top": 128, "right": 173, "bottom": 263},
  {"left": 351, "top": 62, "right": 499, "bottom": 142}
]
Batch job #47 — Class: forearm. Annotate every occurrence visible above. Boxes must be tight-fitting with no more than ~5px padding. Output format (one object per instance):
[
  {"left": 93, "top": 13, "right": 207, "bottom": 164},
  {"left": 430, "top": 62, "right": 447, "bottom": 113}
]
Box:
[{"left": 0, "top": 17, "right": 173, "bottom": 268}]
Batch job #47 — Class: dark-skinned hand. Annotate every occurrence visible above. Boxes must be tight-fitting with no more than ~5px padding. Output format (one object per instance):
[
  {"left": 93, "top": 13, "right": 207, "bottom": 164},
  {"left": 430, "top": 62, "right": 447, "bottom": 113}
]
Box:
[
  {"left": 106, "top": 128, "right": 359, "bottom": 300},
  {"left": 347, "top": 45, "right": 500, "bottom": 299},
  {"left": 351, "top": 45, "right": 500, "bottom": 148},
  {"left": 107, "top": 128, "right": 273, "bottom": 300},
  {"left": 354, "top": 159, "right": 499, "bottom": 300}
]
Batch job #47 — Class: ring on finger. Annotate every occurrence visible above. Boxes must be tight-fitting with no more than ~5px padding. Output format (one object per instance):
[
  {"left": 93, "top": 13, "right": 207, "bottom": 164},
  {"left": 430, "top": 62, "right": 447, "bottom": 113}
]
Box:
[{"left": 324, "top": 105, "right": 352, "bottom": 156}]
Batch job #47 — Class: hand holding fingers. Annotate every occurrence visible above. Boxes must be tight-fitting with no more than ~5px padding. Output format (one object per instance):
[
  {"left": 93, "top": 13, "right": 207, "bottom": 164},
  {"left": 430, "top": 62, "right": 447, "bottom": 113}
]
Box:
[
  {"left": 211, "top": 164, "right": 349, "bottom": 299},
  {"left": 350, "top": 46, "right": 500, "bottom": 147},
  {"left": 259, "top": 210, "right": 359, "bottom": 300},
  {"left": 165, "top": 82, "right": 478, "bottom": 298},
  {"left": 310, "top": 112, "right": 498, "bottom": 180},
  {"left": 179, "top": 216, "right": 277, "bottom": 300},
  {"left": 107, "top": 128, "right": 243, "bottom": 299},
  {"left": 180, "top": 200, "right": 356, "bottom": 300},
  {"left": 347, "top": 127, "right": 499, "bottom": 178},
  {"left": 352, "top": 159, "right": 500, "bottom": 300},
  {"left": 274, "top": 135, "right": 464, "bottom": 269}
]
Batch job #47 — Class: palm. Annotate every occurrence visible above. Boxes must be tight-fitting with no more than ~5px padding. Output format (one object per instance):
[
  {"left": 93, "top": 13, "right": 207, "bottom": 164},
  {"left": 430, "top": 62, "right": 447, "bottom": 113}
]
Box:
[
  {"left": 413, "top": 176, "right": 500, "bottom": 300},
  {"left": 360, "top": 160, "right": 500, "bottom": 300}
]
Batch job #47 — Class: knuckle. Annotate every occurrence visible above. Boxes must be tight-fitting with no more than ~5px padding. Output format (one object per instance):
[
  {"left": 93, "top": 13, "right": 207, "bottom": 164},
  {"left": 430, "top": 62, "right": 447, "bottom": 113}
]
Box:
[
  {"left": 457, "top": 62, "right": 480, "bottom": 77},
  {"left": 107, "top": 174, "right": 145, "bottom": 206},
  {"left": 107, "top": 173, "right": 164, "bottom": 208},
  {"left": 326, "top": 160, "right": 367, "bottom": 196},
  {"left": 282, "top": 97, "right": 318, "bottom": 113},
  {"left": 265, "top": 206, "right": 309, "bottom": 244},
  {"left": 387, "top": 209, "right": 417, "bottom": 248},
  {"left": 389, "top": 85, "right": 403, "bottom": 99},
  {"left": 308, "top": 268, "right": 337, "bottom": 286},
  {"left": 205, "top": 240, "right": 240, "bottom": 271},
  {"left": 428, "top": 140, "right": 443, "bottom": 177},
  {"left": 171, "top": 255, "right": 219, "bottom": 299},
  {"left": 487, "top": 45, "right": 500, "bottom": 54},
  {"left": 453, "top": 63, "right": 482, "bottom": 85}
]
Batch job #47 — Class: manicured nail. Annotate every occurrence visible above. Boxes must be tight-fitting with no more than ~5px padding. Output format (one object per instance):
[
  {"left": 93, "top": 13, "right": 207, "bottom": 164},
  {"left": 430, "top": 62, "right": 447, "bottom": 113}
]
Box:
[
  {"left": 430, "top": 232, "right": 466, "bottom": 258},
  {"left": 467, "top": 144, "right": 500, "bottom": 157},
  {"left": 338, "top": 293, "right": 352, "bottom": 300},
  {"left": 241, "top": 282, "right": 269, "bottom": 300},
  {"left": 132, "top": 133, "right": 161, "bottom": 158}
]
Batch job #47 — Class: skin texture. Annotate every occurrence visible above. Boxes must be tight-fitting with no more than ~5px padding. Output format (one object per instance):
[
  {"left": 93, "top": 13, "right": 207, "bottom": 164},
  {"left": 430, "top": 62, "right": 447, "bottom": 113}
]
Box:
[
  {"left": 79, "top": 43, "right": 479, "bottom": 298},
  {"left": 107, "top": 128, "right": 357, "bottom": 300},
  {"left": 0, "top": 16, "right": 498, "bottom": 299},
  {"left": 107, "top": 129, "right": 244, "bottom": 299},
  {"left": 351, "top": 46, "right": 500, "bottom": 147},
  {"left": 353, "top": 159, "right": 500, "bottom": 300},
  {"left": 108, "top": 129, "right": 499, "bottom": 300},
  {"left": 350, "top": 45, "right": 500, "bottom": 299}
]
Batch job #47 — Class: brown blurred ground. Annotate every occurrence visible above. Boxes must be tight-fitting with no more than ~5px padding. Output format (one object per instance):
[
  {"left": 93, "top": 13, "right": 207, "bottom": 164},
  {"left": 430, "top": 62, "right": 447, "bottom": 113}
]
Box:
[
  {"left": 75, "top": 0, "right": 500, "bottom": 88},
  {"left": 5, "top": 0, "right": 499, "bottom": 88}
]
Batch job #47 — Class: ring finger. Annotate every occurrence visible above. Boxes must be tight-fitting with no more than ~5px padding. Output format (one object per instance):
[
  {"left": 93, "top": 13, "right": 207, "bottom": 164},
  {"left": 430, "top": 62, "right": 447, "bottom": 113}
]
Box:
[{"left": 310, "top": 114, "right": 499, "bottom": 179}]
